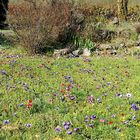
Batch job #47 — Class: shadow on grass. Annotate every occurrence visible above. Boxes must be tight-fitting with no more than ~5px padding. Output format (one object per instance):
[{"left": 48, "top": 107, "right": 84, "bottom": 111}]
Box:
[{"left": 0, "top": 30, "right": 16, "bottom": 49}]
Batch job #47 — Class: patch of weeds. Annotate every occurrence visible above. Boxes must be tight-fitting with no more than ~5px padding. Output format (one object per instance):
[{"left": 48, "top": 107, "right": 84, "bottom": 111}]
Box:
[{"left": 74, "top": 36, "right": 96, "bottom": 51}]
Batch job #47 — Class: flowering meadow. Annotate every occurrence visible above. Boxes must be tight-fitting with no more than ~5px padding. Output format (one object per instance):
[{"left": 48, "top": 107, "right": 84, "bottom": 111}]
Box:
[{"left": 0, "top": 48, "right": 140, "bottom": 140}]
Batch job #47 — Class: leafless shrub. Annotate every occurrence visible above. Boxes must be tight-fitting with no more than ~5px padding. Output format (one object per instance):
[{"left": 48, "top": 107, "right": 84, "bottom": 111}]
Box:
[{"left": 9, "top": 0, "right": 83, "bottom": 54}]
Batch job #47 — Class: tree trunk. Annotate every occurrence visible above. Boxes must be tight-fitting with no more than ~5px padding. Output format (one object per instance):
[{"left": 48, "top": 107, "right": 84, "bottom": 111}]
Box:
[
  {"left": 117, "top": 0, "right": 128, "bottom": 21},
  {"left": 0, "top": 0, "right": 9, "bottom": 29}
]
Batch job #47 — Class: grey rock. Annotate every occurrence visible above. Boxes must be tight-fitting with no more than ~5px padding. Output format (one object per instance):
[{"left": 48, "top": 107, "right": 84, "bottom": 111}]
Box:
[
  {"left": 82, "top": 48, "right": 91, "bottom": 57},
  {"left": 135, "top": 41, "right": 140, "bottom": 46},
  {"left": 72, "top": 49, "right": 80, "bottom": 56},
  {"left": 120, "top": 43, "right": 126, "bottom": 48},
  {"left": 112, "top": 17, "right": 119, "bottom": 25},
  {"left": 53, "top": 48, "right": 69, "bottom": 58},
  {"left": 72, "top": 49, "right": 83, "bottom": 56},
  {"left": 99, "top": 44, "right": 112, "bottom": 50},
  {"left": 110, "top": 50, "right": 117, "bottom": 55}
]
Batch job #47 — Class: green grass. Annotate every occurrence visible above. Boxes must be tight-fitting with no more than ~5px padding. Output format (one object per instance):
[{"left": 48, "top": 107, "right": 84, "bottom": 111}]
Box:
[
  {"left": 2, "top": 0, "right": 140, "bottom": 139},
  {"left": 1, "top": 46, "right": 140, "bottom": 140}
]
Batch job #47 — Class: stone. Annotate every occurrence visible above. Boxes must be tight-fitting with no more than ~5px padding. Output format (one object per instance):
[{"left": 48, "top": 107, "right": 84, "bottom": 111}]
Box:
[
  {"left": 110, "top": 50, "right": 117, "bottom": 55},
  {"left": 112, "top": 17, "right": 119, "bottom": 25},
  {"left": 98, "top": 44, "right": 112, "bottom": 50},
  {"left": 72, "top": 49, "right": 83, "bottom": 56},
  {"left": 53, "top": 48, "right": 69, "bottom": 58},
  {"left": 120, "top": 43, "right": 126, "bottom": 48},
  {"left": 82, "top": 48, "right": 91, "bottom": 57},
  {"left": 72, "top": 49, "right": 80, "bottom": 56},
  {"left": 53, "top": 45, "right": 77, "bottom": 58},
  {"left": 135, "top": 41, "right": 140, "bottom": 46}
]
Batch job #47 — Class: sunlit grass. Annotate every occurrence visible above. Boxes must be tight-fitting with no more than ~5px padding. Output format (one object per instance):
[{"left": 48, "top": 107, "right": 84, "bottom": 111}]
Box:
[{"left": 1, "top": 47, "right": 140, "bottom": 139}]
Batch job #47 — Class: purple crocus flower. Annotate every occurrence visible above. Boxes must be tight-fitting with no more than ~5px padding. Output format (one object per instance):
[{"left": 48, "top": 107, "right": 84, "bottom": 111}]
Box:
[
  {"left": 84, "top": 119, "right": 88, "bottom": 123},
  {"left": 131, "top": 103, "right": 139, "bottom": 111},
  {"left": 88, "top": 124, "right": 93, "bottom": 127},
  {"left": 63, "top": 122, "right": 67, "bottom": 126},
  {"left": 69, "top": 95, "right": 75, "bottom": 100},
  {"left": 3, "top": 120, "right": 10, "bottom": 125},
  {"left": 25, "top": 124, "right": 32, "bottom": 127},
  {"left": 67, "top": 131, "right": 73, "bottom": 135},
  {"left": 19, "top": 103, "right": 24, "bottom": 107},
  {"left": 107, "top": 82, "right": 111, "bottom": 86},
  {"left": 66, "top": 84, "right": 74, "bottom": 91},
  {"left": 55, "top": 126, "right": 61, "bottom": 133},
  {"left": 74, "top": 128, "right": 79, "bottom": 132},
  {"left": 67, "top": 122, "right": 71, "bottom": 126},
  {"left": 67, "top": 86, "right": 71, "bottom": 91},
  {"left": 1, "top": 70, "right": 8, "bottom": 75},
  {"left": 116, "top": 93, "right": 122, "bottom": 97},
  {"left": 64, "top": 125, "right": 69, "bottom": 130},
  {"left": 63, "top": 122, "right": 71, "bottom": 126},
  {"left": 103, "top": 93, "right": 107, "bottom": 97},
  {"left": 90, "top": 115, "right": 96, "bottom": 119},
  {"left": 64, "top": 76, "right": 73, "bottom": 83}
]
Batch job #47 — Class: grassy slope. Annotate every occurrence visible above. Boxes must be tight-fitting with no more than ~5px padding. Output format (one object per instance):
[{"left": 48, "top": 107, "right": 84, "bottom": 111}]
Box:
[
  {"left": 1, "top": 47, "right": 140, "bottom": 140},
  {"left": 1, "top": 1, "right": 140, "bottom": 139}
]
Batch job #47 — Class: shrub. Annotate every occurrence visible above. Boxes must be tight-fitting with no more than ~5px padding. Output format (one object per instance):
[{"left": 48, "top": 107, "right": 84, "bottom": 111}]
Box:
[{"left": 9, "top": 0, "right": 84, "bottom": 54}]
